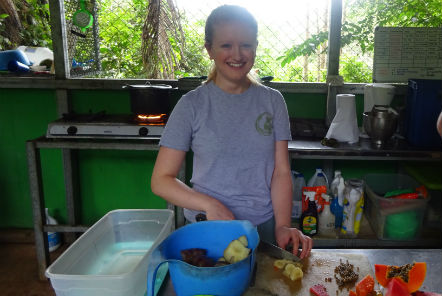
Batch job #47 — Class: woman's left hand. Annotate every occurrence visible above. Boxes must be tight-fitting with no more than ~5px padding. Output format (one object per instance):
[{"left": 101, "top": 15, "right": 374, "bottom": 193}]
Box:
[{"left": 275, "top": 226, "right": 313, "bottom": 259}]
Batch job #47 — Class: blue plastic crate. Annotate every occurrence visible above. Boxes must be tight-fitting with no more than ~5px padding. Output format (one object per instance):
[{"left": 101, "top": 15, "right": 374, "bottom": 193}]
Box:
[{"left": 406, "top": 79, "right": 442, "bottom": 149}]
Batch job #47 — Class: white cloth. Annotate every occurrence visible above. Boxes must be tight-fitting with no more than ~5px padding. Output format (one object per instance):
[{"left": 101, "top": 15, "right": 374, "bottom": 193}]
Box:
[{"left": 326, "top": 94, "right": 359, "bottom": 143}]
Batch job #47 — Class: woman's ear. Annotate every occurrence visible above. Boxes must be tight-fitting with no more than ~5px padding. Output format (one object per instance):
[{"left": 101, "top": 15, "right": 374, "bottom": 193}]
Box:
[{"left": 205, "top": 42, "right": 213, "bottom": 59}]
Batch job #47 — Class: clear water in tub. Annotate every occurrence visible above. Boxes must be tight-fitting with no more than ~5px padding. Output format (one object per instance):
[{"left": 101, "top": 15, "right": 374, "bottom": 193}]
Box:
[{"left": 86, "top": 241, "right": 154, "bottom": 275}]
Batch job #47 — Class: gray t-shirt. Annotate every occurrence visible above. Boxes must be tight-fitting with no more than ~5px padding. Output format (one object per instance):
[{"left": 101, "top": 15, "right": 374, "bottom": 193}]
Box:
[{"left": 159, "top": 82, "right": 292, "bottom": 225}]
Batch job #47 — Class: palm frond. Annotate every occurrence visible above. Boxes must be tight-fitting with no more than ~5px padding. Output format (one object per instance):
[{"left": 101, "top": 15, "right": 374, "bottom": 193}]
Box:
[{"left": 141, "top": 0, "right": 186, "bottom": 78}]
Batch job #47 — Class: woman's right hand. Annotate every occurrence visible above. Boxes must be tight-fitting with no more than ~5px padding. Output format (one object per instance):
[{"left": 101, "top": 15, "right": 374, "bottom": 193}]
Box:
[{"left": 205, "top": 199, "right": 235, "bottom": 221}]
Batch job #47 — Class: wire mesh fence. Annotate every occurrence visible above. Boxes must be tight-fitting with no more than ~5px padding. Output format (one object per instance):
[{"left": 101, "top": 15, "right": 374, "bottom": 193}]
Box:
[{"left": 63, "top": 0, "right": 376, "bottom": 82}]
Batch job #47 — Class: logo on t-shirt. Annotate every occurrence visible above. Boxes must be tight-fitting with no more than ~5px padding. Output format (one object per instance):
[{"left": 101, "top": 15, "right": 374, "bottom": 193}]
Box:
[{"left": 255, "top": 112, "right": 273, "bottom": 136}]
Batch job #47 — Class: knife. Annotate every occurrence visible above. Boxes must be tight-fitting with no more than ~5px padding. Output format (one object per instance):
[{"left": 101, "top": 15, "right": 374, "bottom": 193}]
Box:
[{"left": 257, "top": 240, "right": 301, "bottom": 262}]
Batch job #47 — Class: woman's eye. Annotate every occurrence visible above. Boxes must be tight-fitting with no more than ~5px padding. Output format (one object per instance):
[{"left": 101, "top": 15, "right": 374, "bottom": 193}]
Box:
[
  {"left": 221, "top": 44, "right": 231, "bottom": 48},
  {"left": 242, "top": 44, "right": 252, "bottom": 48}
]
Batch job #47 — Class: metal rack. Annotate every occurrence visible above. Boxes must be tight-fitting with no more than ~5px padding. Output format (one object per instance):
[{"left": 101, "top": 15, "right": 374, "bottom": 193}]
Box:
[
  {"left": 26, "top": 136, "right": 185, "bottom": 279},
  {"left": 27, "top": 135, "right": 442, "bottom": 279},
  {"left": 288, "top": 137, "right": 442, "bottom": 249}
]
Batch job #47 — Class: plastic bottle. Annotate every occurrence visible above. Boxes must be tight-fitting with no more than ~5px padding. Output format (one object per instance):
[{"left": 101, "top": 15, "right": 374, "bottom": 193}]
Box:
[
  {"left": 330, "top": 170, "right": 343, "bottom": 197},
  {"left": 301, "top": 191, "right": 318, "bottom": 236},
  {"left": 307, "top": 168, "right": 329, "bottom": 187},
  {"left": 341, "top": 179, "right": 364, "bottom": 238},
  {"left": 45, "top": 208, "right": 61, "bottom": 252},
  {"left": 331, "top": 177, "right": 345, "bottom": 228},
  {"left": 318, "top": 193, "right": 335, "bottom": 237},
  {"left": 291, "top": 171, "right": 306, "bottom": 220}
]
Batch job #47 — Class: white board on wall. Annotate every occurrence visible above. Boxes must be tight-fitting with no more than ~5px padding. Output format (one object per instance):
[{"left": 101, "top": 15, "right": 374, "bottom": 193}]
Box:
[{"left": 373, "top": 27, "right": 442, "bottom": 83}]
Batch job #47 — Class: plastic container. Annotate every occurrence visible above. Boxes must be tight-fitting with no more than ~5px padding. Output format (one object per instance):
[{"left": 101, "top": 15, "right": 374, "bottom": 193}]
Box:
[
  {"left": 330, "top": 170, "right": 343, "bottom": 198},
  {"left": 330, "top": 177, "right": 345, "bottom": 229},
  {"left": 301, "top": 191, "right": 318, "bottom": 236},
  {"left": 16, "top": 46, "right": 53, "bottom": 66},
  {"left": 147, "top": 220, "right": 259, "bottom": 296},
  {"left": 45, "top": 209, "right": 174, "bottom": 296},
  {"left": 291, "top": 171, "right": 306, "bottom": 219},
  {"left": 0, "top": 49, "right": 31, "bottom": 70},
  {"left": 341, "top": 179, "right": 364, "bottom": 238},
  {"left": 363, "top": 174, "right": 430, "bottom": 240},
  {"left": 318, "top": 194, "right": 335, "bottom": 237},
  {"left": 45, "top": 208, "right": 61, "bottom": 252},
  {"left": 403, "top": 162, "right": 442, "bottom": 229},
  {"left": 307, "top": 168, "right": 329, "bottom": 187},
  {"left": 405, "top": 79, "right": 442, "bottom": 149}
]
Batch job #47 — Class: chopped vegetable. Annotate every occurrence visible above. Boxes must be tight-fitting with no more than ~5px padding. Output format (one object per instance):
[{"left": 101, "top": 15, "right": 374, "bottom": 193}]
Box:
[
  {"left": 282, "top": 263, "right": 303, "bottom": 281},
  {"left": 238, "top": 235, "right": 248, "bottom": 247},
  {"left": 310, "top": 284, "right": 329, "bottom": 296},
  {"left": 223, "top": 238, "right": 250, "bottom": 264},
  {"left": 180, "top": 248, "right": 215, "bottom": 267}
]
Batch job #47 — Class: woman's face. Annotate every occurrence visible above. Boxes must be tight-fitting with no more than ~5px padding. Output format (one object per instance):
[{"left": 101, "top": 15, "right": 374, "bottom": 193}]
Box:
[{"left": 205, "top": 21, "right": 257, "bottom": 89}]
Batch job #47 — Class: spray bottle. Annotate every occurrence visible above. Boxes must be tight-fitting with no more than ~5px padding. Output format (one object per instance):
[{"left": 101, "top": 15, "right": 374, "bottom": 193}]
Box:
[
  {"left": 331, "top": 177, "right": 345, "bottom": 229},
  {"left": 319, "top": 193, "right": 335, "bottom": 237},
  {"left": 45, "top": 208, "right": 61, "bottom": 252},
  {"left": 301, "top": 191, "right": 318, "bottom": 236}
]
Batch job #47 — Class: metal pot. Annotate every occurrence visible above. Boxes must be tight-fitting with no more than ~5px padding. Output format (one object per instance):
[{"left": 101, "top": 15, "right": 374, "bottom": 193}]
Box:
[
  {"left": 123, "top": 84, "right": 173, "bottom": 115},
  {"left": 363, "top": 107, "right": 398, "bottom": 148}
]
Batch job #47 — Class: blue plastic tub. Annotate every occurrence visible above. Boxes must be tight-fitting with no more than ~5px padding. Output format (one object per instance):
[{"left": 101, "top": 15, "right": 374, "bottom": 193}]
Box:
[
  {"left": 406, "top": 79, "right": 442, "bottom": 149},
  {"left": 147, "top": 220, "right": 259, "bottom": 296},
  {"left": 0, "top": 49, "right": 32, "bottom": 70}
]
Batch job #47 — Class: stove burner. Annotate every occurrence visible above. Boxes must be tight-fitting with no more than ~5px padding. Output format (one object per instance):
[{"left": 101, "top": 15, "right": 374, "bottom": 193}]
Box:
[
  {"left": 47, "top": 113, "right": 166, "bottom": 139},
  {"left": 135, "top": 113, "right": 167, "bottom": 124}
]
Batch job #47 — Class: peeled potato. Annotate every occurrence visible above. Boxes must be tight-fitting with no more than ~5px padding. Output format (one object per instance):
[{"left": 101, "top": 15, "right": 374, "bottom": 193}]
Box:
[
  {"left": 283, "top": 263, "right": 296, "bottom": 277},
  {"left": 282, "top": 263, "right": 303, "bottom": 281},
  {"left": 238, "top": 235, "right": 248, "bottom": 247},
  {"left": 273, "top": 259, "right": 291, "bottom": 269},
  {"left": 289, "top": 266, "right": 303, "bottom": 281},
  {"left": 223, "top": 239, "right": 250, "bottom": 263}
]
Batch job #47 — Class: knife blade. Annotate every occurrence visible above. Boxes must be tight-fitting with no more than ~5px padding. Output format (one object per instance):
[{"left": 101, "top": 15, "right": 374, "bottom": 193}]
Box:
[{"left": 257, "top": 240, "right": 301, "bottom": 262}]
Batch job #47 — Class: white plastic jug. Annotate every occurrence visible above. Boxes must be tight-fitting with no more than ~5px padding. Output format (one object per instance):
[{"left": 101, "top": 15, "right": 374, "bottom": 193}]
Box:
[{"left": 307, "top": 168, "right": 329, "bottom": 188}]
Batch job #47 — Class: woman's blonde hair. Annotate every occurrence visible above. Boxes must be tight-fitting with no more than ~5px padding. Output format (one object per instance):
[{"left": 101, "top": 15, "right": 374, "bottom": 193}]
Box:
[{"left": 203, "top": 5, "right": 260, "bottom": 85}]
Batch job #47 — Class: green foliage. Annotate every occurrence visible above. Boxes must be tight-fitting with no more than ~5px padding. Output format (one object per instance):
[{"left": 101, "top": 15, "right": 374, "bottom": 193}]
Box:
[
  {"left": 278, "top": 31, "right": 329, "bottom": 67},
  {"left": 340, "top": 56, "right": 372, "bottom": 83},
  {"left": 97, "top": 0, "right": 149, "bottom": 78},
  {"left": 279, "top": 0, "right": 442, "bottom": 81},
  {"left": 176, "top": 18, "right": 211, "bottom": 77},
  {"left": 0, "top": 0, "right": 51, "bottom": 50},
  {"left": 0, "top": 14, "right": 10, "bottom": 49}
]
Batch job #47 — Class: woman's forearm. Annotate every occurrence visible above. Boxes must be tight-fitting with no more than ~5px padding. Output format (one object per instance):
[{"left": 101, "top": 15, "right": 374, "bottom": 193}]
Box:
[
  {"left": 271, "top": 141, "right": 293, "bottom": 229},
  {"left": 151, "top": 173, "right": 213, "bottom": 212}
]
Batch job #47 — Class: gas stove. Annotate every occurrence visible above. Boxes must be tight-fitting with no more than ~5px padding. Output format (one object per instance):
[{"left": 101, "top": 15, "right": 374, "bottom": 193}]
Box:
[{"left": 46, "top": 112, "right": 166, "bottom": 139}]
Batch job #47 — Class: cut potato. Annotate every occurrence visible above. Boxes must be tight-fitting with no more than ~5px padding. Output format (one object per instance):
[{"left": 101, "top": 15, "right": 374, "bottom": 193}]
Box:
[
  {"left": 273, "top": 259, "right": 294, "bottom": 270},
  {"left": 282, "top": 263, "right": 303, "bottom": 281},
  {"left": 289, "top": 266, "right": 303, "bottom": 281},
  {"left": 238, "top": 235, "right": 248, "bottom": 247},
  {"left": 214, "top": 257, "right": 229, "bottom": 267},
  {"left": 223, "top": 239, "right": 250, "bottom": 263}
]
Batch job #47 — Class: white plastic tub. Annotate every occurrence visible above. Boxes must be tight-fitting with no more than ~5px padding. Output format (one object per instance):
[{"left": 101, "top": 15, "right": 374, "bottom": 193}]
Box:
[{"left": 46, "top": 209, "right": 174, "bottom": 296}]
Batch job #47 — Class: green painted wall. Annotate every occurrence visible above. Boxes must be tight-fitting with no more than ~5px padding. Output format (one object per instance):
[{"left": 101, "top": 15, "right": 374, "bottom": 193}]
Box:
[
  {"left": 1, "top": 89, "right": 58, "bottom": 227},
  {"left": 0, "top": 87, "right": 424, "bottom": 228}
]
